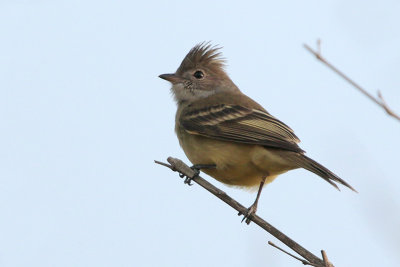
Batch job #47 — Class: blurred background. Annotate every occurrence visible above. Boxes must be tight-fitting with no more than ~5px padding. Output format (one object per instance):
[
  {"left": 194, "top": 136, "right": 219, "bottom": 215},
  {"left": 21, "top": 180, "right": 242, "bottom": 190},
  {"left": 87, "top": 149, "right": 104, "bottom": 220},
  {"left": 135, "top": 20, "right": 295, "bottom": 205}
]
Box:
[{"left": 1, "top": 0, "right": 400, "bottom": 266}]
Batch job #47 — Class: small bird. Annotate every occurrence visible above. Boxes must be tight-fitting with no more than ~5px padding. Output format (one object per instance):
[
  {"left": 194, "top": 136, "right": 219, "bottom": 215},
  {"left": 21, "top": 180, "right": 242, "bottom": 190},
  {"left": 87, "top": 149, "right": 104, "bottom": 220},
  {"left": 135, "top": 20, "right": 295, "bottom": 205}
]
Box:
[{"left": 159, "top": 42, "right": 356, "bottom": 224}]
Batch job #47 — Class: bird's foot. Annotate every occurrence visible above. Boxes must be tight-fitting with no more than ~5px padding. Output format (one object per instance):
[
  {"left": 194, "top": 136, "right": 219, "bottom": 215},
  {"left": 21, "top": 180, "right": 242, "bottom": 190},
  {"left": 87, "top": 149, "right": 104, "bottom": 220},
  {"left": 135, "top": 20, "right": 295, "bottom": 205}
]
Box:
[
  {"left": 178, "top": 172, "right": 196, "bottom": 186},
  {"left": 179, "top": 164, "right": 216, "bottom": 186},
  {"left": 238, "top": 204, "right": 258, "bottom": 225}
]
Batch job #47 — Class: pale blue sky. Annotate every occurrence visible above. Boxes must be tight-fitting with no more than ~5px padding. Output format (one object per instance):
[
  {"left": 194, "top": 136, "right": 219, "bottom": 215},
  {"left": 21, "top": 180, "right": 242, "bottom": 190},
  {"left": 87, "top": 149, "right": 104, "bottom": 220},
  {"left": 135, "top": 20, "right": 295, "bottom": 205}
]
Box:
[{"left": 1, "top": 1, "right": 400, "bottom": 266}]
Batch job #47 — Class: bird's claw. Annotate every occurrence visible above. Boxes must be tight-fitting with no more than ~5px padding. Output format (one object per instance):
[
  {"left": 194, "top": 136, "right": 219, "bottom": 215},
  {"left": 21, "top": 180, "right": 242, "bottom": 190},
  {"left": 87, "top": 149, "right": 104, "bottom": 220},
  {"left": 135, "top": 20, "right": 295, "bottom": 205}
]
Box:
[
  {"left": 238, "top": 205, "right": 257, "bottom": 225},
  {"left": 184, "top": 176, "right": 194, "bottom": 186},
  {"left": 179, "top": 166, "right": 200, "bottom": 186},
  {"left": 179, "top": 164, "right": 215, "bottom": 186}
]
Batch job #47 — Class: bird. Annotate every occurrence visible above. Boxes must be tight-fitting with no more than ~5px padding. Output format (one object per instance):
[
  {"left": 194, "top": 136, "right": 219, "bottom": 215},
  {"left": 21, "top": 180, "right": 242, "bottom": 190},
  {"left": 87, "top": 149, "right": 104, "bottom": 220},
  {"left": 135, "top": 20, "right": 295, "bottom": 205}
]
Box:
[{"left": 159, "top": 42, "right": 356, "bottom": 224}]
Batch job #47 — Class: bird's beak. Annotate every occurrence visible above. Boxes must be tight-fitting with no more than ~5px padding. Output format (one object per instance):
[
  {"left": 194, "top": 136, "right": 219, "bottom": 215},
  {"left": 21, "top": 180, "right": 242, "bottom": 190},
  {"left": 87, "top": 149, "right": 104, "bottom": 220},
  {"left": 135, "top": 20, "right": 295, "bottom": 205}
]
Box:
[{"left": 158, "top": 73, "right": 184, "bottom": 84}]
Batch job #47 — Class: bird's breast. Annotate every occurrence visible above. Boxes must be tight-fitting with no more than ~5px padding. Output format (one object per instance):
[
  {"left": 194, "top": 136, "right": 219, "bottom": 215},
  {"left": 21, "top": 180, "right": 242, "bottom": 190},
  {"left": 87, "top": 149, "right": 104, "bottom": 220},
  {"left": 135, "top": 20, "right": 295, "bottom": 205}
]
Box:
[{"left": 175, "top": 126, "right": 295, "bottom": 189}]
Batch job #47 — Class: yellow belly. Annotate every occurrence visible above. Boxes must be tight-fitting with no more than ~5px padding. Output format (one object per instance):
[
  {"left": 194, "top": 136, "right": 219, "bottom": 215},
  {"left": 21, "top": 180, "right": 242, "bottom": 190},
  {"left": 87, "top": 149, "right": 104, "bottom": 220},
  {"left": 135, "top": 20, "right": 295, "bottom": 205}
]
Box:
[{"left": 177, "top": 129, "right": 297, "bottom": 189}]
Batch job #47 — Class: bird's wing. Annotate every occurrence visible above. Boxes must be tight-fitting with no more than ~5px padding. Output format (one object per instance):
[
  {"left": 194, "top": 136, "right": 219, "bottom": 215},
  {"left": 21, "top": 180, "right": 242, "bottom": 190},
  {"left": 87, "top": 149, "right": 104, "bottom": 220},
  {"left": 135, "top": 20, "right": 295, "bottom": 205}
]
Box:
[{"left": 180, "top": 104, "right": 304, "bottom": 153}]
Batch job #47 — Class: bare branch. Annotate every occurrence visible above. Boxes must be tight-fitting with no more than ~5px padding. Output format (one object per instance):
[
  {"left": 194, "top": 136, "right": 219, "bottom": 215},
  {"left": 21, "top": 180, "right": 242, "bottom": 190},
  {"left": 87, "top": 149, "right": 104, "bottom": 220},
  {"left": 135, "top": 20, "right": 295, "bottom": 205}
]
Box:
[
  {"left": 268, "top": 241, "right": 321, "bottom": 267},
  {"left": 304, "top": 42, "right": 400, "bottom": 122},
  {"left": 155, "top": 157, "right": 327, "bottom": 266}
]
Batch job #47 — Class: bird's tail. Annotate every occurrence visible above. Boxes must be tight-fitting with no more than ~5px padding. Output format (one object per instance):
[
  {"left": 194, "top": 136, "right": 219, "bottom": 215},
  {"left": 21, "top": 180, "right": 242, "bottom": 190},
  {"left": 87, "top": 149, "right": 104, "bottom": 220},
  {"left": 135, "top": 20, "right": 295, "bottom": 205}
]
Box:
[{"left": 291, "top": 154, "right": 357, "bottom": 192}]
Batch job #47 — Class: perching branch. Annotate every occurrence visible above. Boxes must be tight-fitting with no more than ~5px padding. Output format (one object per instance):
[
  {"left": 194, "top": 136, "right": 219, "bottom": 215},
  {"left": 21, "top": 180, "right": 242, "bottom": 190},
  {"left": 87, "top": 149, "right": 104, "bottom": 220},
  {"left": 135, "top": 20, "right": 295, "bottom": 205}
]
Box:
[
  {"left": 155, "top": 157, "right": 332, "bottom": 267},
  {"left": 304, "top": 41, "right": 400, "bottom": 122}
]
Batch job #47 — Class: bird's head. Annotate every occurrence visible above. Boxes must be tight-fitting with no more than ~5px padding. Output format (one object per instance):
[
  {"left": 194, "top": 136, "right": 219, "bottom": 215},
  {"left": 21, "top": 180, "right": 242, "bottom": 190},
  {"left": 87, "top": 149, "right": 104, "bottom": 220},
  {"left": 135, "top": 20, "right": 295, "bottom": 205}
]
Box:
[{"left": 159, "top": 42, "right": 239, "bottom": 104}]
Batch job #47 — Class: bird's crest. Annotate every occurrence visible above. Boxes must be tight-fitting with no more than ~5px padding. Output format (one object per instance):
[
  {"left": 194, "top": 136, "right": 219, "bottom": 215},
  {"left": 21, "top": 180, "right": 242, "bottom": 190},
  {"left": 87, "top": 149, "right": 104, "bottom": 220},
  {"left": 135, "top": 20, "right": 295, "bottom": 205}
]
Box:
[{"left": 177, "top": 42, "right": 226, "bottom": 74}]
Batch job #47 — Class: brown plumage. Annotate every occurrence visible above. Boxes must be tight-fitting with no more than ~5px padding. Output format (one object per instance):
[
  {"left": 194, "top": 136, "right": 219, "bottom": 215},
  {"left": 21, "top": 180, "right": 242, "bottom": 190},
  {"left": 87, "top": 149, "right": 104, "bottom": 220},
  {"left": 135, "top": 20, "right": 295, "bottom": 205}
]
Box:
[
  {"left": 160, "top": 42, "right": 357, "bottom": 224},
  {"left": 181, "top": 95, "right": 303, "bottom": 153}
]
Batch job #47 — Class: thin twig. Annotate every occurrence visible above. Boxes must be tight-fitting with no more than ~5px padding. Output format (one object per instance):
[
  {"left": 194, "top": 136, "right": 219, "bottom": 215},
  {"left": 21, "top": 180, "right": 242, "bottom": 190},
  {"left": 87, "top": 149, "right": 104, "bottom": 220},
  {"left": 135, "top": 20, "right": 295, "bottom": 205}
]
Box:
[
  {"left": 304, "top": 42, "right": 400, "bottom": 122},
  {"left": 268, "top": 241, "right": 321, "bottom": 267},
  {"left": 155, "top": 157, "right": 326, "bottom": 266},
  {"left": 321, "top": 250, "right": 333, "bottom": 267},
  {"left": 154, "top": 160, "right": 174, "bottom": 169}
]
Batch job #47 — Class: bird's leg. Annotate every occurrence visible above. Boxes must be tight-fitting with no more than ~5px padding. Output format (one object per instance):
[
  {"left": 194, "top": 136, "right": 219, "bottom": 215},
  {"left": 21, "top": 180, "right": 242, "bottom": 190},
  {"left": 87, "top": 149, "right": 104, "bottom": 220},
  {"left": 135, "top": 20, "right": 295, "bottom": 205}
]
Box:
[
  {"left": 181, "top": 164, "right": 216, "bottom": 186},
  {"left": 238, "top": 176, "right": 267, "bottom": 224},
  {"left": 191, "top": 164, "right": 217, "bottom": 171}
]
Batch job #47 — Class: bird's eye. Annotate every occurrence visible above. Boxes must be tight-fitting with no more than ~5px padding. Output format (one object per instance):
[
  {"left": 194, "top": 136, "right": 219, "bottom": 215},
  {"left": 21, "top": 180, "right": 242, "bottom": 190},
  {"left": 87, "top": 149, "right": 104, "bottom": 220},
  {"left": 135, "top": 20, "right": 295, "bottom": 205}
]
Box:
[{"left": 193, "top": 70, "right": 204, "bottom": 79}]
